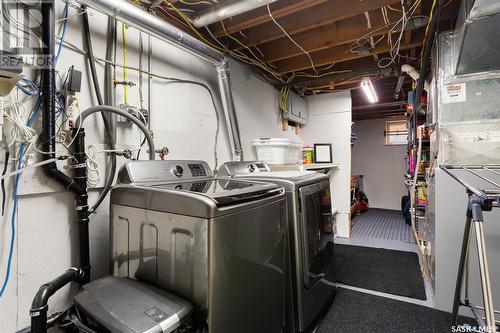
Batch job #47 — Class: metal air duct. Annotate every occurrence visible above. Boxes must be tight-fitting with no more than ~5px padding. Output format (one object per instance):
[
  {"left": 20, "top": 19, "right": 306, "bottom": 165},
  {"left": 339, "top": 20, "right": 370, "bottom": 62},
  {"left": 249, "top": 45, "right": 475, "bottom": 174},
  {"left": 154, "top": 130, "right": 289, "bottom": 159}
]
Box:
[
  {"left": 192, "top": 0, "right": 278, "bottom": 28},
  {"left": 73, "top": 0, "right": 244, "bottom": 161}
]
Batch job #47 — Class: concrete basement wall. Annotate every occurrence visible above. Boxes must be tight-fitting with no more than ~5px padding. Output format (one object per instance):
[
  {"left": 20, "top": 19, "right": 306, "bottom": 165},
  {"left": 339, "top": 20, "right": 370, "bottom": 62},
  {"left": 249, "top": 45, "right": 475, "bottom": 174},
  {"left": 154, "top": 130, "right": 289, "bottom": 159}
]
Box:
[
  {"left": 351, "top": 118, "right": 407, "bottom": 210},
  {"left": 303, "top": 91, "right": 352, "bottom": 238},
  {"left": 0, "top": 3, "right": 297, "bottom": 331}
]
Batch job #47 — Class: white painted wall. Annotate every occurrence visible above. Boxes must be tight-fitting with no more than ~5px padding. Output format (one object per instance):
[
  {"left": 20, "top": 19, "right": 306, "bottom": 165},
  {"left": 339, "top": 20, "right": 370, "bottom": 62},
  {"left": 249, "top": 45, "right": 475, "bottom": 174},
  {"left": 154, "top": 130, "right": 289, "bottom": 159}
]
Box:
[
  {"left": 351, "top": 118, "right": 407, "bottom": 210},
  {"left": 0, "top": 3, "right": 301, "bottom": 331},
  {"left": 303, "top": 91, "right": 352, "bottom": 238},
  {"left": 227, "top": 61, "right": 302, "bottom": 160}
]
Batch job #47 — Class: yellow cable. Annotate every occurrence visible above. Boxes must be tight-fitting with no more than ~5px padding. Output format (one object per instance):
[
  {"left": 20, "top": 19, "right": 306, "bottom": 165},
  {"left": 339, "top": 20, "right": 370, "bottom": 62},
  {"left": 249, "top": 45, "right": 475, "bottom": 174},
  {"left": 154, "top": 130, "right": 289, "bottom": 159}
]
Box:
[
  {"left": 420, "top": 0, "right": 437, "bottom": 63},
  {"left": 122, "top": 22, "right": 129, "bottom": 105},
  {"left": 164, "top": 0, "right": 286, "bottom": 83},
  {"left": 179, "top": 0, "right": 213, "bottom": 5}
]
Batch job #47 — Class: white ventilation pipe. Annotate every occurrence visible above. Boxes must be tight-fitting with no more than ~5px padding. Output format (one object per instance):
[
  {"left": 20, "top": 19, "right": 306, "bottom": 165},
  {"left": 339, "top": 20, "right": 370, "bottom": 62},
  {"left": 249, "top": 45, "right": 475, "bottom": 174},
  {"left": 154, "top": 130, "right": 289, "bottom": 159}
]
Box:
[{"left": 402, "top": 64, "right": 430, "bottom": 92}]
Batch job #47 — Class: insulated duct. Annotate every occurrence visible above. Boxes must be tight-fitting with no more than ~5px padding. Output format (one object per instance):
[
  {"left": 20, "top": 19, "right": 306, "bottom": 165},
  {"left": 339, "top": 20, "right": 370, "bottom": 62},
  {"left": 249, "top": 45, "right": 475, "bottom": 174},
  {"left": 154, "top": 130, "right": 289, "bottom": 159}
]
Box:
[
  {"left": 73, "top": 0, "right": 243, "bottom": 161},
  {"left": 192, "top": 0, "right": 278, "bottom": 28}
]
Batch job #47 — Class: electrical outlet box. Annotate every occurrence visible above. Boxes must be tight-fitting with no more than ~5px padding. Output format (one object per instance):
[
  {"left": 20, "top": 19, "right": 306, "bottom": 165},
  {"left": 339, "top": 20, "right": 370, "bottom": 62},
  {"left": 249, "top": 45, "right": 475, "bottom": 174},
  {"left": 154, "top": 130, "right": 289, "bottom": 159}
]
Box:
[
  {"left": 64, "top": 93, "right": 78, "bottom": 131},
  {"left": 118, "top": 104, "right": 147, "bottom": 124},
  {"left": 282, "top": 92, "right": 308, "bottom": 125}
]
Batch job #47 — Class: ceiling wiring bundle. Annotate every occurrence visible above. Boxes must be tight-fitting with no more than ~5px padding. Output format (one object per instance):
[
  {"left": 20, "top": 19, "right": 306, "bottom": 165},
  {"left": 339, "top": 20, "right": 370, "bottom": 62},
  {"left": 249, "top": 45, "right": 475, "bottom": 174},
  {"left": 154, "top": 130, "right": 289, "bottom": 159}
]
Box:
[{"left": 347, "top": 0, "right": 423, "bottom": 69}]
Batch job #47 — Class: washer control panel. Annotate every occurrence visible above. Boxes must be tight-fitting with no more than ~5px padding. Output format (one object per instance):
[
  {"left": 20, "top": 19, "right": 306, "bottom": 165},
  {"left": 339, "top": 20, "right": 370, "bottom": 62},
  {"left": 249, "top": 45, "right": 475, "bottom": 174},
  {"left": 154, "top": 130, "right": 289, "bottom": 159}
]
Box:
[
  {"left": 117, "top": 160, "right": 212, "bottom": 184},
  {"left": 172, "top": 165, "right": 184, "bottom": 177}
]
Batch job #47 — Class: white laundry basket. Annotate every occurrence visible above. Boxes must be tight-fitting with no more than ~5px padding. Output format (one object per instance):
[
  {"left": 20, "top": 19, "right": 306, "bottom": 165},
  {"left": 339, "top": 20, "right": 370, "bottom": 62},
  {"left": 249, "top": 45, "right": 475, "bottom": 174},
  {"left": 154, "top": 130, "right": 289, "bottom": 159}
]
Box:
[{"left": 252, "top": 138, "right": 303, "bottom": 165}]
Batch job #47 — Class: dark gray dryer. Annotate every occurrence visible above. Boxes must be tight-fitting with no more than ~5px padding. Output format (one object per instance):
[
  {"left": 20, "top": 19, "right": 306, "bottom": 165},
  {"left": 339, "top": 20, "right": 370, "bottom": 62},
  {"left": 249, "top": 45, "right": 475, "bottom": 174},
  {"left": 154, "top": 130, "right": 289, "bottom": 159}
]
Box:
[{"left": 218, "top": 161, "right": 337, "bottom": 332}]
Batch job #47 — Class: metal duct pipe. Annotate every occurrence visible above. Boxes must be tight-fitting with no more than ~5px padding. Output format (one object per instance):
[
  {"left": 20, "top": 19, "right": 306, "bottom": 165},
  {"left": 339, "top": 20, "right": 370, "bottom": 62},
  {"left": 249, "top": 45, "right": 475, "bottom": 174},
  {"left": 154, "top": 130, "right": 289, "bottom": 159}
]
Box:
[
  {"left": 192, "top": 0, "right": 278, "bottom": 28},
  {"left": 74, "top": 0, "right": 221, "bottom": 62},
  {"left": 217, "top": 59, "right": 243, "bottom": 161},
  {"left": 73, "top": 0, "right": 243, "bottom": 161}
]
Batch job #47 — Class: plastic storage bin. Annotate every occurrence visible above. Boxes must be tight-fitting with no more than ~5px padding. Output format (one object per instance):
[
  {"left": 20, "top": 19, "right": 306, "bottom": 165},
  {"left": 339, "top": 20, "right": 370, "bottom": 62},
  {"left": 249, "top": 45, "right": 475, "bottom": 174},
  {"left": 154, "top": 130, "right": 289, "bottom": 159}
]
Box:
[{"left": 252, "top": 138, "right": 303, "bottom": 165}]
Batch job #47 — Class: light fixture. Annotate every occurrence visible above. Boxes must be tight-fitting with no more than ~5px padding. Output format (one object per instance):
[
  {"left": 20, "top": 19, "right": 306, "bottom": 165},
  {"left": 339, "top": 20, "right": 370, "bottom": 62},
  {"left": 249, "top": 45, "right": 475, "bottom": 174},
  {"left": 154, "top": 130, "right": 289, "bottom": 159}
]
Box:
[
  {"left": 360, "top": 78, "right": 379, "bottom": 103},
  {"left": 394, "top": 75, "right": 405, "bottom": 99}
]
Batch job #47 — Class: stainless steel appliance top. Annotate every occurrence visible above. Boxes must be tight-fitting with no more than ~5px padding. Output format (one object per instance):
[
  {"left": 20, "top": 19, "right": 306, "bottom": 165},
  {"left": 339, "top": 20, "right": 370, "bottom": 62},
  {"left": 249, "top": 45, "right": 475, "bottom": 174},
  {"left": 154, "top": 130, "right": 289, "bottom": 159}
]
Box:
[
  {"left": 218, "top": 161, "right": 329, "bottom": 191},
  {"left": 112, "top": 160, "right": 285, "bottom": 218}
]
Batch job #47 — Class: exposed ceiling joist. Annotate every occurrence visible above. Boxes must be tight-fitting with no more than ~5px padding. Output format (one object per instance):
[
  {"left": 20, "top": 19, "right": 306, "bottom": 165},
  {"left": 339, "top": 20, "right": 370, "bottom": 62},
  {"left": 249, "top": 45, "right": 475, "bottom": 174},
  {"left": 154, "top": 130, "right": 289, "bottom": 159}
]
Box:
[
  {"left": 306, "top": 79, "right": 401, "bottom": 93},
  {"left": 223, "top": 0, "right": 401, "bottom": 49},
  {"left": 275, "top": 29, "right": 424, "bottom": 74},
  {"left": 209, "top": 0, "right": 327, "bottom": 37},
  {"left": 257, "top": 9, "right": 403, "bottom": 63},
  {"left": 354, "top": 110, "right": 406, "bottom": 120}
]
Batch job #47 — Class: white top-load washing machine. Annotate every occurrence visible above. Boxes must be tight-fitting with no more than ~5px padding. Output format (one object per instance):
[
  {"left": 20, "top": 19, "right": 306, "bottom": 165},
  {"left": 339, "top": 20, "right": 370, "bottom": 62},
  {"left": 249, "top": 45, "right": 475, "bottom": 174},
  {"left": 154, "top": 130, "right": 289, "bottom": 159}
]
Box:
[
  {"left": 110, "top": 160, "right": 287, "bottom": 333},
  {"left": 218, "top": 161, "right": 337, "bottom": 332}
]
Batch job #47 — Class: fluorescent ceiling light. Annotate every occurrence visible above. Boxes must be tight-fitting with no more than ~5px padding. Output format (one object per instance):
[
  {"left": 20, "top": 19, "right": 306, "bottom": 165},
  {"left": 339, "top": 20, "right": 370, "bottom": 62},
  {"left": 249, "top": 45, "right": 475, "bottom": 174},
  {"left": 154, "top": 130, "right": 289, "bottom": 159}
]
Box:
[{"left": 360, "top": 78, "right": 379, "bottom": 103}]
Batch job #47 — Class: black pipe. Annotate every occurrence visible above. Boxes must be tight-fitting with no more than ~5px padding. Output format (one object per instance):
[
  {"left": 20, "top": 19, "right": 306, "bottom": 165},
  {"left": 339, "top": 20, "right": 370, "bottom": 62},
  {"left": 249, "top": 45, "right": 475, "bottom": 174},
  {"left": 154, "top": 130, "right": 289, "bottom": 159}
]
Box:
[
  {"left": 414, "top": 1, "right": 443, "bottom": 146},
  {"left": 41, "top": 0, "right": 84, "bottom": 195},
  {"left": 30, "top": 268, "right": 84, "bottom": 333},
  {"left": 73, "top": 128, "right": 91, "bottom": 284},
  {"left": 82, "top": 6, "right": 104, "bottom": 106}
]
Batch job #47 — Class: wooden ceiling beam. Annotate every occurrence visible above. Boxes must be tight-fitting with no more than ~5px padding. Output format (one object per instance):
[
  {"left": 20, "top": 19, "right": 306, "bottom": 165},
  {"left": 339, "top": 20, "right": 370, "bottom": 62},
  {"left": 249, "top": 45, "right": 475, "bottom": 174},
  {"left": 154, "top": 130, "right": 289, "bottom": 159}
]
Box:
[
  {"left": 289, "top": 56, "right": 415, "bottom": 85},
  {"left": 354, "top": 110, "right": 405, "bottom": 120},
  {"left": 303, "top": 79, "right": 400, "bottom": 93},
  {"left": 299, "top": 67, "right": 412, "bottom": 90},
  {"left": 352, "top": 87, "right": 411, "bottom": 101},
  {"left": 220, "top": 0, "right": 401, "bottom": 49},
  {"left": 258, "top": 9, "right": 403, "bottom": 63},
  {"left": 208, "top": 0, "right": 328, "bottom": 37},
  {"left": 275, "top": 29, "right": 424, "bottom": 74}
]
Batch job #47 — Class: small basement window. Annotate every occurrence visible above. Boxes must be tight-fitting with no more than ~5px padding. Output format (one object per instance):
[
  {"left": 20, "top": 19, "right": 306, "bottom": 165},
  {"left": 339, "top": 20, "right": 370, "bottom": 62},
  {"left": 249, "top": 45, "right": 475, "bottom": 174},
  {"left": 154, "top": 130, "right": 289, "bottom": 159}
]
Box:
[{"left": 385, "top": 120, "right": 408, "bottom": 145}]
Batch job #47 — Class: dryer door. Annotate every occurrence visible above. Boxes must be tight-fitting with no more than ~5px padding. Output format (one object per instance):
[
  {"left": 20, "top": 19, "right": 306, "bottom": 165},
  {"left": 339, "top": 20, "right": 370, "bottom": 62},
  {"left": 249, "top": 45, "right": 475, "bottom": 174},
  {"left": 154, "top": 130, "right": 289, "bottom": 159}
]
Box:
[{"left": 299, "top": 182, "right": 334, "bottom": 290}]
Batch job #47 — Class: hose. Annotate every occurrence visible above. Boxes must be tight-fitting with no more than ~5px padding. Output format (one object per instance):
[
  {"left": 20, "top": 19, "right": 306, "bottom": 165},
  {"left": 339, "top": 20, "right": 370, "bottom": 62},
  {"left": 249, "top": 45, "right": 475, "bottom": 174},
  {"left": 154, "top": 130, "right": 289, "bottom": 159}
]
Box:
[
  {"left": 75, "top": 106, "right": 155, "bottom": 161},
  {"left": 82, "top": 7, "right": 117, "bottom": 213}
]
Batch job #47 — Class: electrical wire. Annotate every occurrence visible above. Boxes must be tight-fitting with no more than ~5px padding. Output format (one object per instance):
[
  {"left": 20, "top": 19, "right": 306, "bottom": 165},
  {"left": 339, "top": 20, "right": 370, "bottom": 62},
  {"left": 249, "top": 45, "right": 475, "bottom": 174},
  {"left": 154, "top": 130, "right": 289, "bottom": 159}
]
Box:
[
  {"left": 16, "top": 77, "right": 40, "bottom": 96},
  {"left": 1, "top": 137, "right": 9, "bottom": 216},
  {"left": 122, "top": 22, "right": 129, "bottom": 105},
  {"left": 420, "top": 0, "right": 437, "bottom": 62},
  {"left": 346, "top": 0, "right": 423, "bottom": 69},
  {"left": 179, "top": 0, "right": 214, "bottom": 5},
  {"left": 0, "top": 19, "right": 74, "bottom": 290},
  {"left": 86, "top": 145, "right": 100, "bottom": 187},
  {"left": 0, "top": 94, "right": 40, "bottom": 298},
  {"left": 164, "top": 0, "right": 287, "bottom": 83},
  {"left": 57, "top": 11, "right": 228, "bottom": 169},
  {"left": 266, "top": 4, "right": 318, "bottom": 76},
  {"left": 55, "top": 3, "right": 69, "bottom": 63}
]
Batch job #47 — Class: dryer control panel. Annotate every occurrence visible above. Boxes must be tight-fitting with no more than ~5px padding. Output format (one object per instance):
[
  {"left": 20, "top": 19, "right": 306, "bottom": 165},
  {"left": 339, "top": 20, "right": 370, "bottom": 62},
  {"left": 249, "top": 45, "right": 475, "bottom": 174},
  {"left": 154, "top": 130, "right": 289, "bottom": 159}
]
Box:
[
  {"left": 218, "top": 161, "right": 271, "bottom": 177},
  {"left": 117, "top": 160, "right": 212, "bottom": 184}
]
